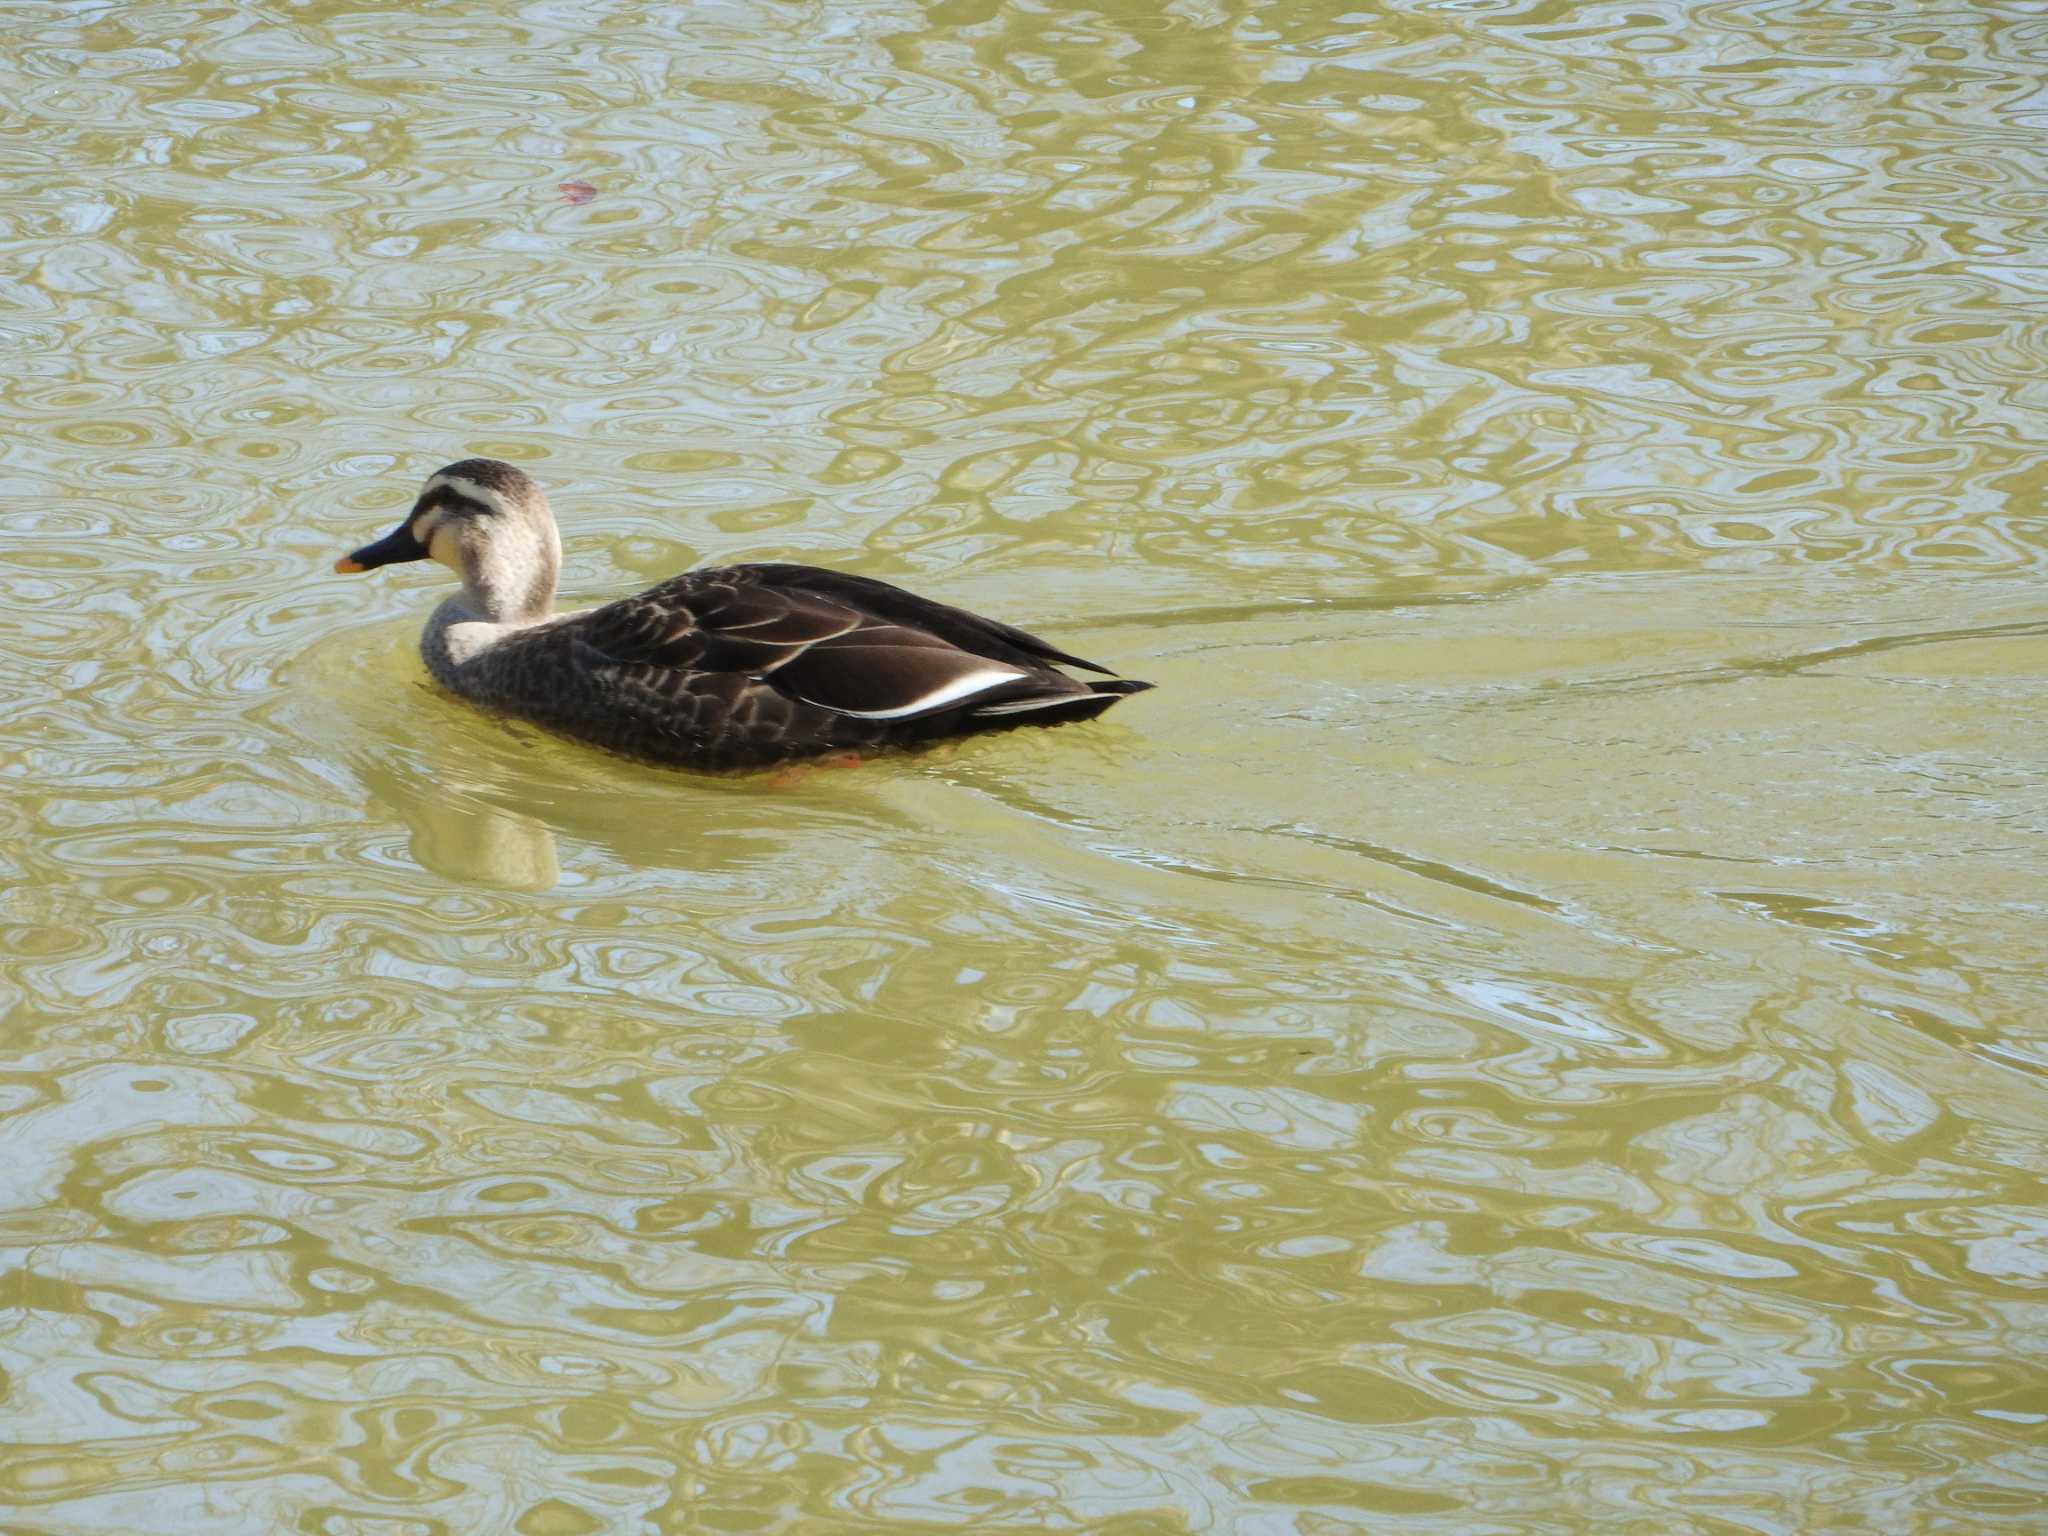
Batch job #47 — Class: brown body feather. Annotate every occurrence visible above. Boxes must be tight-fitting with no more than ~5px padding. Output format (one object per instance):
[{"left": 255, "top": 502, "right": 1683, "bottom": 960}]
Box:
[{"left": 458, "top": 563, "right": 1150, "bottom": 769}]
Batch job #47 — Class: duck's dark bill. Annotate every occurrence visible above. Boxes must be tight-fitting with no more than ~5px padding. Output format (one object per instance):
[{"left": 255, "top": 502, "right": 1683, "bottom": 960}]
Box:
[{"left": 334, "top": 522, "right": 428, "bottom": 574}]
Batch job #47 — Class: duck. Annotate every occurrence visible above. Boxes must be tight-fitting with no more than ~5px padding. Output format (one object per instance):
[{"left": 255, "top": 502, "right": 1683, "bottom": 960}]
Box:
[{"left": 334, "top": 459, "right": 1152, "bottom": 769}]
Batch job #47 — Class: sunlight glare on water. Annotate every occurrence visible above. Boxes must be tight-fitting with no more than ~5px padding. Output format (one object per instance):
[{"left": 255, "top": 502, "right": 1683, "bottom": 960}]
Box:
[{"left": 3, "top": 1, "right": 2048, "bottom": 1531}]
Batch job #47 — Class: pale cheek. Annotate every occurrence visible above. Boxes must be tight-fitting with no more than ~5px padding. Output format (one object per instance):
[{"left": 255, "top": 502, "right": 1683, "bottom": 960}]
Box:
[{"left": 428, "top": 526, "right": 463, "bottom": 573}]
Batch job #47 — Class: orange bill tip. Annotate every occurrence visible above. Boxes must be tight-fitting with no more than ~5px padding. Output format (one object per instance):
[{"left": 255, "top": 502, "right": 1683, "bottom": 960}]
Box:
[{"left": 333, "top": 557, "right": 366, "bottom": 574}]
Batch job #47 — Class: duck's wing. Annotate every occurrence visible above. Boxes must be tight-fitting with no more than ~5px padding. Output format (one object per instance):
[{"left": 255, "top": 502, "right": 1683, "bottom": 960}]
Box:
[
  {"left": 735, "top": 563, "right": 1122, "bottom": 677},
  {"left": 561, "top": 565, "right": 1101, "bottom": 722}
]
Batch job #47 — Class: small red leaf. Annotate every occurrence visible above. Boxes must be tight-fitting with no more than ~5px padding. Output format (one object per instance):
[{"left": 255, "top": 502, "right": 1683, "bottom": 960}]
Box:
[{"left": 558, "top": 180, "right": 596, "bottom": 205}]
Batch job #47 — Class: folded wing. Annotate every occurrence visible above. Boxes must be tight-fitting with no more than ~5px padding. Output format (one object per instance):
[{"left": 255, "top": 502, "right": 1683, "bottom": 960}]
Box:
[{"left": 563, "top": 567, "right": 1106, "bottom": 722}]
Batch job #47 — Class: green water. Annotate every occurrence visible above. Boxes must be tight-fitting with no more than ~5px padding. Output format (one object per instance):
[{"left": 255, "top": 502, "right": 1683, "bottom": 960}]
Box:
[{"left": 5, "top": 2, "right": 2048, "bottom": 1530}]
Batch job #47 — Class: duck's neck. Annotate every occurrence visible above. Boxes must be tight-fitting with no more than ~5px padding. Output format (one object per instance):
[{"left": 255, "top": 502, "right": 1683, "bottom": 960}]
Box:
[
  {"left": 420, "top": 535, "right": 560, "bottom": 690},
  {"left": 422, "top": 591, "right": 544, "bottom": 690},
  {"left": 460, "top": 533, "right": 558, "bottom": 626}
]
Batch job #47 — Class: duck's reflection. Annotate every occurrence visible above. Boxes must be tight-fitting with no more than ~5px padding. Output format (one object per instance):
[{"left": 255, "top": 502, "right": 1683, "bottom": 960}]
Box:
[
  {"left": 358, "top": 760, "right": 562, "bottom": 890},
  {"left": 351, "top": 723, "right": 896, "bottom": 890}
]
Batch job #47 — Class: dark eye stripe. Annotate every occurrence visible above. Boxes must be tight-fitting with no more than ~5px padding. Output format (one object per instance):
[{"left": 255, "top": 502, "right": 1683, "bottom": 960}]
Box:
[{"left": 409, "top": 485, "right": 497, "bottom": 519}]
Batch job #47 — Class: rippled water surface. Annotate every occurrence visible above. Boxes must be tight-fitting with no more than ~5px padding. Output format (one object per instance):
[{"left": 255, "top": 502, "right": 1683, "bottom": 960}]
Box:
[{"left": 6, "top": 1, "right": 2048, "bottom": 1530}]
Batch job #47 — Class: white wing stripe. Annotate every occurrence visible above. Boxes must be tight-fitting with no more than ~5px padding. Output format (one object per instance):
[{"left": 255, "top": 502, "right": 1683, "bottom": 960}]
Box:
[
  {"left": 971, "top": 693, "right": 1084, "bottom": 717},
  {"left": 813, "top": 666, "right": 1025, "bottom": 719}
]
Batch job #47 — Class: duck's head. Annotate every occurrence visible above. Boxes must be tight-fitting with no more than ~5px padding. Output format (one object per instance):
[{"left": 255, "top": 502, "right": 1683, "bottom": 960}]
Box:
[{"left": 335, "top": 458, "right": 562, "bottom": 623}]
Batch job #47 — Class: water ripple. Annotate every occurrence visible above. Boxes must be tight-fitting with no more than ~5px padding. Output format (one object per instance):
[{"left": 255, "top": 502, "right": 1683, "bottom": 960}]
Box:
[{"left": 4, "top": 0, "right": 2048, "bottom": 1530}]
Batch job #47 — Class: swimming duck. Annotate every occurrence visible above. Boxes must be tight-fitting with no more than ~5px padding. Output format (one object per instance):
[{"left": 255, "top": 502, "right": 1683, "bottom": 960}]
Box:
[{"left": 334, "top": 459, "right": 1152, "bottom": 769}]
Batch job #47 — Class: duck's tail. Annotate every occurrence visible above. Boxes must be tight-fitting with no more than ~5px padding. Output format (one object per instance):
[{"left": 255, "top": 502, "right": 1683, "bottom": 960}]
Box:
[{"left": 970, "top": 677, "right": 1154, "bottom": 723}]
